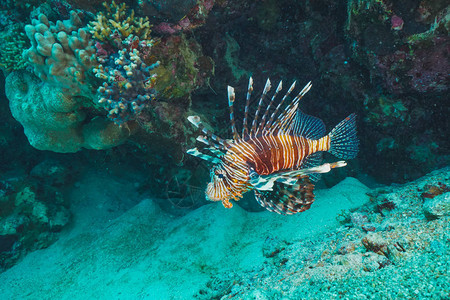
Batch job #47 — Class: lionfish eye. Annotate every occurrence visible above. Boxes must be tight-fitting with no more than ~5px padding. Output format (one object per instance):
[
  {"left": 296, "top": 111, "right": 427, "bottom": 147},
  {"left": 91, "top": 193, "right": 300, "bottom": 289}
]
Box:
[{"left": 217, "top": 173, "right": 224, "bottom": 179}]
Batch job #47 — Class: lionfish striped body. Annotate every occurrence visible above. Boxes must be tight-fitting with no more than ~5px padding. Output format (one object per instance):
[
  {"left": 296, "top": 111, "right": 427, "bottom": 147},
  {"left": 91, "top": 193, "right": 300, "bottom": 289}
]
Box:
[{"left": 187, "top": 77, "right": 358, "bottom": 215}]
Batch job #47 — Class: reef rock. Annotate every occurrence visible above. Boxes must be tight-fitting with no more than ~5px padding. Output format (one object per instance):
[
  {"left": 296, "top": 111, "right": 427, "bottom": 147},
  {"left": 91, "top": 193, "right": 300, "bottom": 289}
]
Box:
[
  {"left": 5, "top": 70, "right": 130, "bottom": 152},
  {"left": 423, "top": 192, "right": 450, "bottom": 219}
]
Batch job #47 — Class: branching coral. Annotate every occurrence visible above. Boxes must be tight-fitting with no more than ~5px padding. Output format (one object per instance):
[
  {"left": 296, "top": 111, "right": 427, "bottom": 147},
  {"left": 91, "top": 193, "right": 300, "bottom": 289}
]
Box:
[
  {"left": 94, "top": 35, "right": 160, "bottom": 125},
  {"left": 0, "top": 25, "right": 28, "bottom": 72},
  {"left": 22, "top": 11, "right": 97, "bottom": 96},
  {"left": 88, "top": 0, "right": 152, "bottom": 43},
  {"left": 87, "top": 1, "right": 164, "bottom": 125}
]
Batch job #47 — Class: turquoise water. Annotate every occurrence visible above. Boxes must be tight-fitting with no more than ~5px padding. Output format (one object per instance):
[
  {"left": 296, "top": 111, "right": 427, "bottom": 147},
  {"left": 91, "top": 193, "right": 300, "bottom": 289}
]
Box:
[{"left": 0, "top": 1, "right": 449, "bottom": 299}]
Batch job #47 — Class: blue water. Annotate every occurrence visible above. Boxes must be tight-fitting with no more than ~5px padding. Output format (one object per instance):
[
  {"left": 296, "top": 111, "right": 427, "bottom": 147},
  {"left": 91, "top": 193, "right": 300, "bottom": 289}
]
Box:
[{"left": 0, "top": 0, "right": 449, "bottom": 299}]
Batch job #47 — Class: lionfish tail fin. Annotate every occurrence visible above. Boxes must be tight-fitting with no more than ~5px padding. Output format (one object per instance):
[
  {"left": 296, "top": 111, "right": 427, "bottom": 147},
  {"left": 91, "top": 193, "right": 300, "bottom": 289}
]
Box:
[{"left": 328, "top": 113, "right": 359, "bottom": 159}]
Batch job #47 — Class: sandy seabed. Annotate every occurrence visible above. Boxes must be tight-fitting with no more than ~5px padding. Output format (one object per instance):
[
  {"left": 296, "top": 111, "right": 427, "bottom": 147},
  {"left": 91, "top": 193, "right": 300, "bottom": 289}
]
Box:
[{"left": 0, "top": 168, "right": 449, "bottom": 299}]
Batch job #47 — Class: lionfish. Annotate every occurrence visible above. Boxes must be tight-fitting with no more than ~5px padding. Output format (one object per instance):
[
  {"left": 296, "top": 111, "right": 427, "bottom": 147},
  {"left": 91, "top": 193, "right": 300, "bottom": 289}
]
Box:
[{"left": 187, "top": 77, "right": 359, "bottom": 215}]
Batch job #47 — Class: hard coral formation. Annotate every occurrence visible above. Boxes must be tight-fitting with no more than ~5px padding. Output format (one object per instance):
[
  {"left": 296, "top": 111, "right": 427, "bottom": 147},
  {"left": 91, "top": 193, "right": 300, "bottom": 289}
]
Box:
[
  {"left": 89, "top": 0, "right": 152, "bottom": 43},
  {"left": 22, "top": 11, "right": 97, "bottom": 96},
  {"left": 5, "top": 71, "right": 130, "bottom": 153},
  {"left": 94, "top": 35, "right": 159, "bottom": 125},
  {"left": 89, "top": 1, "right": 161, "bottom": 125},
  {"left": 0, "top": 25, "right": 29, "bottom": 72}
]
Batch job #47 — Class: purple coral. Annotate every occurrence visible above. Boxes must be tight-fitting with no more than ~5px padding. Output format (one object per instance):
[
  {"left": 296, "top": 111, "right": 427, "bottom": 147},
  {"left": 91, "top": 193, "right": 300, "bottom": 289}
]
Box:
[
  {"left": 94, "top": 35, "right": 160, "bottom": 125},
  {"left": 390, "top": 15, "right": 404, "bottom": 30}
]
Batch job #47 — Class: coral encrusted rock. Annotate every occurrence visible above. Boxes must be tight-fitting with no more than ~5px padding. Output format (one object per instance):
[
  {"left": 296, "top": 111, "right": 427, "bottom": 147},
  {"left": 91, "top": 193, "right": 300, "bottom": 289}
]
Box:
[{"left": 5, "top": 70, "right": 131, "bottom": 152}]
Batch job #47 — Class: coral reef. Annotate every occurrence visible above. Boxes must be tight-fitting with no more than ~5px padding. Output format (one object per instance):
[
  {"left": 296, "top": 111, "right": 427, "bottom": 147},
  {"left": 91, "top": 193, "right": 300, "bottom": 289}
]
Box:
[
  {"left": 88, "top": 0, "right": 152, "bottom": 43},
  {"left": 138, "top": 0, "right": 198, "bottom": 24},
  {"left": 88, "top": 1, "right": 162, "bottom": 125},
  {"left": 22, "top": 11, "right": 97, "bottom": 96},
  {"left": 2, "top": 0, "right": 45, "bottom": 17},
  {"left": 151, "top": 34, "right": 214, "bottom": 99},
  {"left": 152, "top": 0, "right": 215, "bottom": 35},
  {"left": 346, "top": 1, "right": 449, "bottom": 95},
  {"left": 5, "top": 71, "right": 131, "bottom": 153},
  {"left": 93, "top": 35, "right": 159, "bottom": 125},
  {"left": 0, "top": 159, "right": 73, "bottom": 271},
  {"left": 0, "top": 25, "right": 29, "bottom": 72}
]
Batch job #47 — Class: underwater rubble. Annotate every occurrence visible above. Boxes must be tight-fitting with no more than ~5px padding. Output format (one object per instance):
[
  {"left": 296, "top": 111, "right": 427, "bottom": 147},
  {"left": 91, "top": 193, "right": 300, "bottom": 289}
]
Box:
[
  {"left": 0, "top": 159, "right": 73, "bottom": 272},
  {"left": 196, "top": 167, "right": 450, "bottom": 299}
]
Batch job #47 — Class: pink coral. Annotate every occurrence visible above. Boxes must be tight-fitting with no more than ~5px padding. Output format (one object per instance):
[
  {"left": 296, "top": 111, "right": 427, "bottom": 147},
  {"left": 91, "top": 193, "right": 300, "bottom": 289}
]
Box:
[
  {"left": 154, "top": 22, "right": 178, "bottom": 35},
  {"left": 391, "top": 15, "right": 404, "bottom": 30}
]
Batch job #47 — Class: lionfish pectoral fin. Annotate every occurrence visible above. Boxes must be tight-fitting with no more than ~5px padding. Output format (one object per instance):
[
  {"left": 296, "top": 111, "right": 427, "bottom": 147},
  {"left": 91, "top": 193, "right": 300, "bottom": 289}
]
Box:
[
  {"left": 187, "top": 116, "right": 230, "bottom": 149},
  {"left": 276, "top": 161, "right": 347, "bottom": 179},
  {"left": 254, "top": 177, "right": 315, "bottom": 215},
  {"left": 249, "top": 171, "right": 276, "bottom": 191},
  {"left": 186, "top": 148, "right": 222, "bottom": 164},
  {"left": 187, "top": 115, "right": 201, "bottom": 128}
]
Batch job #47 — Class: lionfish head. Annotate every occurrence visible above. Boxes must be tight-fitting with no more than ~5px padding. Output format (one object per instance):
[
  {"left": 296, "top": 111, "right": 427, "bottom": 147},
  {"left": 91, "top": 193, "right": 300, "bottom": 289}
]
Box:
[{"left": 205, "top": 164, "right": 240, "bottom": 208}]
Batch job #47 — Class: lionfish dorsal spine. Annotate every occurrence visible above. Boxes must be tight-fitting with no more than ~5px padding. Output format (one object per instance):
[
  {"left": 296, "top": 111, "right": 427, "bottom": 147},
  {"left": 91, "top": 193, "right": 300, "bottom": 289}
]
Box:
[
  {"left": 259, "top": 80, "right": 283, "bottom": 132},
  {"left": 264, "top": 80, "right": 296, "bottom": 133},
  {"left": 250, "top": 78, "right": 271, "bottom": 135},
  {"left": 270, "top": 81, "right": 312, "bottom": 134},
  {"left": 242, "top": 77, "right": 254, "bottom": 138},
  {"left": 227, "top": 86, "right": 240, "bottom": 141}
]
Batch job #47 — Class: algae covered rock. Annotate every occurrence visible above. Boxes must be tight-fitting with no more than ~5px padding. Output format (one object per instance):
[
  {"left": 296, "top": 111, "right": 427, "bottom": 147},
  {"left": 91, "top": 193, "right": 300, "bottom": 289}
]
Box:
[
  {"left": 423, "top": 192, "right": 450, "bottom": 219},
  {"left": 6, "top": 70, "right": 86, "bottom": 152},
  {"left": 0, "top": 180, "right": 70, "bottom": 271},
  {"left": 5, "top": 70, "right": 131, "bottom": 152},
  {"left": 82, "top": 117, "right": 133, "bottom": 150}
]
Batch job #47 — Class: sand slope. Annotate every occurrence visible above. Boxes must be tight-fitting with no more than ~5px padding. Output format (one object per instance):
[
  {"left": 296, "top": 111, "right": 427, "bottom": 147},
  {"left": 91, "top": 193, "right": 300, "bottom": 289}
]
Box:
[{"left": 0, "top": 173, "right": 370, "bottom": 299}]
